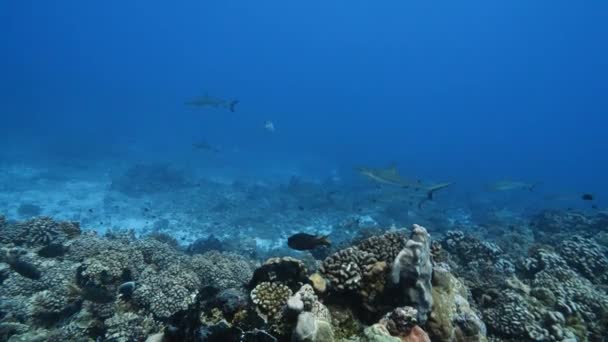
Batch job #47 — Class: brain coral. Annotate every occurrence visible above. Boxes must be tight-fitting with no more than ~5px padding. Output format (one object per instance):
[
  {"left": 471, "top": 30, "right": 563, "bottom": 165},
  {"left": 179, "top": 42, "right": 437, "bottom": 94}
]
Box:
[
  {"left": 250, "top": 281, "right": 292, "bottom": 320},
  {"left": 320, "top": 247, "right": 378, "bottom": 292}
]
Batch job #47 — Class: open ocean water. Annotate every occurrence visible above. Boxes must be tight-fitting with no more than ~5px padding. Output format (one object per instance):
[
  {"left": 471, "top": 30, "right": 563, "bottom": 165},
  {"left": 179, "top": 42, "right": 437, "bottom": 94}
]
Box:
[{"left": 1, "top": 1, "right": 607, "bottom": 341}]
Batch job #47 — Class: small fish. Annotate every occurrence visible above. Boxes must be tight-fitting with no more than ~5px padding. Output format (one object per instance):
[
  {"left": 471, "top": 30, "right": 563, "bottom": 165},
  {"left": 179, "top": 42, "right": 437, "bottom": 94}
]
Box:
[
  {"left": 264, "top": 121, "right": 275, "bottom": 132},
  {"left": 8, "top": 259, "right": 41, "bottom": 280},
  {"left": 582, "top": 193, "right": 594, "bottom": 201},
  {"left": 287, "top": 233, "right": 331, "bottom": 251},
  {"left": 186, "top": 94, "right": 239, "bottom": 112}
]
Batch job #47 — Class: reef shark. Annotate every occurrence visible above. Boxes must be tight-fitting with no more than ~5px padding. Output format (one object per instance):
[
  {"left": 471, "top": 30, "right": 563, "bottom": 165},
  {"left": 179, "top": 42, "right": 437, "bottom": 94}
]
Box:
[
  {"left": 488, "top": 180, "right": 537, "bottom": 192},
  {"left": 356, "top": 165, "right": 452, "bottom": 207},
  {"left": 185, "top": 94, "right": 239, "bottom": 112}
]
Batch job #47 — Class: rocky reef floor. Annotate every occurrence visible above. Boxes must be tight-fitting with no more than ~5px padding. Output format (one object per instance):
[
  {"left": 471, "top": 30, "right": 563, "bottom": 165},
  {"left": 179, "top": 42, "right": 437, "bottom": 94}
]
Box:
[{"left": 1, "top": 208, "right": 607, "bottom": 342}]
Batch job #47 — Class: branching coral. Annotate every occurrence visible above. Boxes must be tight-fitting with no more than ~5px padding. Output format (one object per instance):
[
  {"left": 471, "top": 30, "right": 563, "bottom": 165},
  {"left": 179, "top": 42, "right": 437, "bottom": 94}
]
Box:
[{"left": 10, "top": 217, "right": 81, "bottom": 247}]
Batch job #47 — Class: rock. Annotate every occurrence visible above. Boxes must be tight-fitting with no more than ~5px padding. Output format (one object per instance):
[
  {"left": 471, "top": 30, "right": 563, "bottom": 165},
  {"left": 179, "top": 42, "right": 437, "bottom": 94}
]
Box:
[
  {"left": 391, "top": 225, "right": 433, "bottom": 323},
  {"left": 426, "top": 271, "right": 487, "bottom": 342},
  {"left": 292, "top": 312, "right": 334, "bottom": 342},
  {"left": 288, "top": 295, "right": 305, "bottom": 313},
  {"left": 381, "top": 306, "right": 418, "bottom": 337},
  {"left": 361, "top": 324, "right": 401, "bottom": 342},
  {"left": 145, "top": 333, "right": 165, "bottom": 342},
  {"left": 402, "top": 326, "right": 431, "bottom": 342}
]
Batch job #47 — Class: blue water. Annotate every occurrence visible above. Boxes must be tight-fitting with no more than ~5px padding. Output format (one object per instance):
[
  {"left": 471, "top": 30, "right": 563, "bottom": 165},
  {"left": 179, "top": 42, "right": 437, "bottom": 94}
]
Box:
[{"left": 2, "top": 0, "right": 607, "bottom": 206}]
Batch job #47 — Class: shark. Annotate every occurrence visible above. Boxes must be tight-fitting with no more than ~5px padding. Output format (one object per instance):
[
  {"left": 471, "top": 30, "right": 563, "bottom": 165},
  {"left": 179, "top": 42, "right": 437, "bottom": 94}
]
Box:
[
  {"left": 488, "top": 180, "right": 537, "bottom": 192},
  {"left": 192, "top": 141, "right": 220, "bottom": 152},
  {"left": 356, "top": 165, "right": 452, "bottom": 207},
  {"left": 185, "top": 94, "right": 239, "bottom": 112}
]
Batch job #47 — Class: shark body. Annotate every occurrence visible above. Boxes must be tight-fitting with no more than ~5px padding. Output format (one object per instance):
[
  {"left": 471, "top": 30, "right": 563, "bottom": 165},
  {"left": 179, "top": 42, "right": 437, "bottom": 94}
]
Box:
[
  {"left": 356, "top": 165, "right": 452, "bottom": 207},
  {"left": 186, "top": 94, "right": 239, "bottom": 112},
  {"left": 488, "top": 180, "right": 536, "bottom": 192}
]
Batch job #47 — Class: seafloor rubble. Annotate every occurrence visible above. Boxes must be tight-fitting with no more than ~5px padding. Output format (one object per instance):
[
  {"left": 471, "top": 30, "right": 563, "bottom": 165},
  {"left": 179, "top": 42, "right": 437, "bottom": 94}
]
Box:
[{"left": 0, "top": 212, "right": 607, "bottom": 342}]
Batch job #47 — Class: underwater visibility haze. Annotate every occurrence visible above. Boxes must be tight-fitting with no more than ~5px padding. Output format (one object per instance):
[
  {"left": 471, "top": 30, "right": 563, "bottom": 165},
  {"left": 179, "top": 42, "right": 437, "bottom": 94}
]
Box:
[{"left": 1, "top": 1, "right": 608, "bottom": 341}]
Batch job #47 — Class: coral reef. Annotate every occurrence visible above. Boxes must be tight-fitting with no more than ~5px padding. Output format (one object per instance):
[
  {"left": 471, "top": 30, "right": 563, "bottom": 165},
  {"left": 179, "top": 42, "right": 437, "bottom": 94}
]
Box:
[
  {"left": 444, "top": 228, "right": 608, "bottom": 341},
  {"left": 1, "top": 217, "right": 80, "bottom": 247},
  {"left": 1, "top": 213, "right": 607, "bottom": 342},
  {"left": 530, "top": 209, "right": 608, "bottom": 244},
  {"left": 104, "top": 312, "right": 160, "bottom": 341},
  {"left": 132, "top": 266, "right": 200, "bottom": 319},
  {"left": 558, "top": 235, "right": 608, "bottom": 285}
]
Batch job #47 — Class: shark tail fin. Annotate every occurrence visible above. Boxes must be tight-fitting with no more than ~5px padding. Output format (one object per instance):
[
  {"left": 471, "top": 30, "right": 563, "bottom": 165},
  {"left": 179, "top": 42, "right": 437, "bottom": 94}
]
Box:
[
  {"left": 318, "top": 235, "right": 331, "bottom": 246},
  {"left": 426, "top": 183, "right": 452, "bottom": 200},
  {"left": 529, "top": 183, "right": 539, "bottom": 192},
  {"left": 229, "top": 100, "right": 239, "bottom": 112}
]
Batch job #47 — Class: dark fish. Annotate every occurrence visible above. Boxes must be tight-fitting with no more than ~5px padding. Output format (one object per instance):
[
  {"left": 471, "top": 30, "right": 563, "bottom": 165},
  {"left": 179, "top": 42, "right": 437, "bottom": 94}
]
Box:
[
  {"left": 287, "top": 233, "right": 331, "bottom": 251},
  {"left": 8, "top": 259, "right": 41, "bottom": 280},
  {"left": 37, "top": 243, "right": 67, "bottom": 258},
  {"left": 118, "top": 281, "right": 136, "bottom": 300},
  {"left": 582, "top": 194, "right": 594, "bottom": 201}
]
